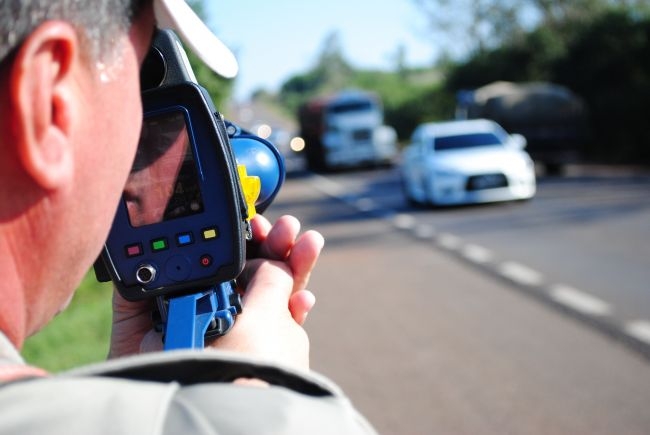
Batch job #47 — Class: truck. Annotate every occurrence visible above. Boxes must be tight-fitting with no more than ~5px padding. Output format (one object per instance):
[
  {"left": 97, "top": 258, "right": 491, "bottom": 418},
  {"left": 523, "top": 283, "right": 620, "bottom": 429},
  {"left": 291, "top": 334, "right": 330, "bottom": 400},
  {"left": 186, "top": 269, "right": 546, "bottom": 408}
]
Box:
[
  {"left": 298, "top": 90, "right": 398, "bottom": 171},
  {"left": 456, "top": 81, "right": 588, "bottom": 174}
]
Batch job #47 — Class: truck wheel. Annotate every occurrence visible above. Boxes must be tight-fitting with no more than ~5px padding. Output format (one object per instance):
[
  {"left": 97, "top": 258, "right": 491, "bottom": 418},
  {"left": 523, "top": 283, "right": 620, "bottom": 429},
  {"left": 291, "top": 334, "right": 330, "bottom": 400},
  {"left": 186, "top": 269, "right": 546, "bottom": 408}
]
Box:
[{"left": 544, "top": 162, "right": 564, "bottom": 176}]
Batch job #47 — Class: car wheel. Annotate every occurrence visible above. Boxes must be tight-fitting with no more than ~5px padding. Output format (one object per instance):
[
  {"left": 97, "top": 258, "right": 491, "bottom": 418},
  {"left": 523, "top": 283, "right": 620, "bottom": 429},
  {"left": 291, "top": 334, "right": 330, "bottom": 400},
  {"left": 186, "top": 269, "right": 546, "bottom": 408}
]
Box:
[
  {"left": 401, "top": 175, "right": 420, "bottom": 207},
  {"left": 424, "top": 176, "right": 437, "bottom": 206}
]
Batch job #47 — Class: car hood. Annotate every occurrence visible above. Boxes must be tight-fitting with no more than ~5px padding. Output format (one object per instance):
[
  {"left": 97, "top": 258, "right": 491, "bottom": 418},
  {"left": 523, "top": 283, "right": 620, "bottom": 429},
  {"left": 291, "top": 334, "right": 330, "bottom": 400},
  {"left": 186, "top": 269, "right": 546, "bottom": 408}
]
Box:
[{"left": 431, "top": 147, "right": 529, "bottom": 173}]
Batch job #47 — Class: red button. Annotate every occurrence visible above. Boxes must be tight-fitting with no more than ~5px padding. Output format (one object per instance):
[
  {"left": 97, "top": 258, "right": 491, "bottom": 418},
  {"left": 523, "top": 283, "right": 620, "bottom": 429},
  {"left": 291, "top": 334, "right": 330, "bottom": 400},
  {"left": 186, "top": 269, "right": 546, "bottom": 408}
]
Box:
[
  {"left": 125, "top": 243, "right": 143, "bottom": 257},
  {"left": 200, "top": 255, "right": 212, "bottom": 267}
]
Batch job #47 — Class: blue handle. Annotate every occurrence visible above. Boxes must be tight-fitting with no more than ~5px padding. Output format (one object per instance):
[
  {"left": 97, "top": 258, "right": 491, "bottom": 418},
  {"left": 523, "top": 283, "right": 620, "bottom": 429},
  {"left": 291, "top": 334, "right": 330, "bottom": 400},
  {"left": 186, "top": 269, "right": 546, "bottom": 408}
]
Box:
[{"left": 163, "top": 282, "right": 240, "bottom": 350}]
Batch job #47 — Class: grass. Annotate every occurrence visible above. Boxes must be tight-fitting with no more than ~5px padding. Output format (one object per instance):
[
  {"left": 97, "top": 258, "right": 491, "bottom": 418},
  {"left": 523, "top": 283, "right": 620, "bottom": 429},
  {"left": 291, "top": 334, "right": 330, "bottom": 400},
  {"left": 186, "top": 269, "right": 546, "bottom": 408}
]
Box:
[{"left": 21, "top": 271, "right": 114, "bottom": 373}]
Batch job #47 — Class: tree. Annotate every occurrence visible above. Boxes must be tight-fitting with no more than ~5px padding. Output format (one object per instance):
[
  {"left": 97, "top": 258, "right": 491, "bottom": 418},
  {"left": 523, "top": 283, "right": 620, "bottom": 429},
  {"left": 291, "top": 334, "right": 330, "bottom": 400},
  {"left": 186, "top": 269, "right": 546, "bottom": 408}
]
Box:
[
  {"left": 184, "top": 0, "right": 234, "bottom": 108},
  {"left": 411, "top": 0, "right": 650, "bottom": 58},
  {"left": 553, "top": 10, "right": 650, "bottom": 162},
  {"left": 411, "top": 0, "right": 527, "bottom": 56},
  {"left": 445, "top": 23, "right": 567, "bottom": 91},
  {"left": 277, "top": 31, "right": 354, "bottom": 112},
  {"left": 311, "top": 31, "right": 354, "bottom": 92}
]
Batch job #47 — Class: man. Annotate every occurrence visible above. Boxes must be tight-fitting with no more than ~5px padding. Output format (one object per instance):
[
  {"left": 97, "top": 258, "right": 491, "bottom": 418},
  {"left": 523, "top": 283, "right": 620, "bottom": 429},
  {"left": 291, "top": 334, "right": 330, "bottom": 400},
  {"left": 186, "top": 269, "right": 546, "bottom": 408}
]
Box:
[{"left": 0, "top": 0, "right": 376, "bottom": 432}]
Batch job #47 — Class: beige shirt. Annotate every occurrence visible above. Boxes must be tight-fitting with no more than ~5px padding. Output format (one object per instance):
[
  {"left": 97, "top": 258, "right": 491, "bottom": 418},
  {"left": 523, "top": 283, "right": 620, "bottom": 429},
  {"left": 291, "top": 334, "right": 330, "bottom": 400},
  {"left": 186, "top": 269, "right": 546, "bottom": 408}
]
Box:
[
  {"left": 0, "top": 347, "right": 377, "bottom": 434},
  {"left": 0, "top": 331, "right": 49, "bottom": 381},
  {"left": 0, "top": 331, "right": 23, "bottom": 365}
]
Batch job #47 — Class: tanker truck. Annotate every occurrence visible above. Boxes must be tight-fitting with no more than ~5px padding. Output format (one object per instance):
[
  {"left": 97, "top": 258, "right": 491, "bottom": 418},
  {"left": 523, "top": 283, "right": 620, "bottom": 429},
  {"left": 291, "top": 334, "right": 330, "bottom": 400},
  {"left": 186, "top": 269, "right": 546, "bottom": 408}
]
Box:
[
  {"left": 456, "top": 81, "right": 587, "bottom": 174},
  {"left": 298, "top": 90, "right": 398, "bottom": 171}
]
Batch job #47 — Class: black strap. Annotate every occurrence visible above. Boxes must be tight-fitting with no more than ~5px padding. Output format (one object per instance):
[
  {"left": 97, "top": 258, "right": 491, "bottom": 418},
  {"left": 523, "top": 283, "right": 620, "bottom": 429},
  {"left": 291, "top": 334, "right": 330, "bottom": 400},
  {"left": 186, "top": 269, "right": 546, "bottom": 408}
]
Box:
[{"left": 79, "top": 354, "right": 334, "bottom": 397}]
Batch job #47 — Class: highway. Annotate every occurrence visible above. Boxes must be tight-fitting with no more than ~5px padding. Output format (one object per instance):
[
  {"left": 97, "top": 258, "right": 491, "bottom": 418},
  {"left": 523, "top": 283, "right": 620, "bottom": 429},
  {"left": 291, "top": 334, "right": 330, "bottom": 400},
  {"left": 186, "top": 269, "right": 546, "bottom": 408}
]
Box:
[{"left": 264, "top": 167, "right": 650, "bottom": 434}]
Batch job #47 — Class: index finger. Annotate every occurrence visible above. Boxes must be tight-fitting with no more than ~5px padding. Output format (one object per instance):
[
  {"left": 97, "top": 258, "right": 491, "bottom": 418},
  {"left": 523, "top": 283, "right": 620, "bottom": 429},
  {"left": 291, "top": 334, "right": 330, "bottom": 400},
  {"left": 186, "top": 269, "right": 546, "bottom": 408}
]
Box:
[{"left": 251, "top": 215, "right": 301, "bottom": 261}]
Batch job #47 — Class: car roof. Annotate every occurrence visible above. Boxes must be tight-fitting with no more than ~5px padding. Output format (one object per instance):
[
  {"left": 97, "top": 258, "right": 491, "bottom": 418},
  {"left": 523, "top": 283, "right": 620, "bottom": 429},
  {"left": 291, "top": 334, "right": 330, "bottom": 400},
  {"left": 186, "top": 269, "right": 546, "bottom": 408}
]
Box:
[{"left": 416, "top": 119, "right": 503, "bottom": 138}]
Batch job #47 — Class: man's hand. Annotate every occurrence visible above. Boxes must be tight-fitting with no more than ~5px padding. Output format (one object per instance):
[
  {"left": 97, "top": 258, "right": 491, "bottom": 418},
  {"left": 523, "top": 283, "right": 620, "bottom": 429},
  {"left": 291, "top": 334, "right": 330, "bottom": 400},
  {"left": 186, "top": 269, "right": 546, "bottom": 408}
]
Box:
[
  {"left": 210, "top": 214, "right": 323, "bottom": 370},
  {"left": 108, "top": 214, "right": 324, "bottom": 371}
]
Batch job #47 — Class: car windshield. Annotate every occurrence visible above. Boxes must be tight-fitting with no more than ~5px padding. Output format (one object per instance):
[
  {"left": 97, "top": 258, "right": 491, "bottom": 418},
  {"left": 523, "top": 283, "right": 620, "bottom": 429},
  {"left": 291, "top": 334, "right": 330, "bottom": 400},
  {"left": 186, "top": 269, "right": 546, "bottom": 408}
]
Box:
[{"left": 433, "top": 132, "right": 504, "bottom": 151}]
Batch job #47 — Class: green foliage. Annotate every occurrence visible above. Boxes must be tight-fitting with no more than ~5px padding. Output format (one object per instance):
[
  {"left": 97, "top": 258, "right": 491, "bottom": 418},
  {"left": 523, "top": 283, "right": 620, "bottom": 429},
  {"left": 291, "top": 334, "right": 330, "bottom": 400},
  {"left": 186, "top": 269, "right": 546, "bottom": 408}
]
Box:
[
  {"left": 22, "top": 272, "right": 114, "bottom": 373},
  {"left": 274, "top": 30, "right": 451, "bottom": 140},
  {"left": 278, "top": 64, "right": 452, "bottom": 140},
  {"left": 446, "top": 25, "right": 568, "bottom": 91},
  {"left": 444, "top": 5, "right": 650, "bottom": 163},
  {"left": 278, "top": 31, "right": 355, "bottom": 114},
  {"left": 186, "top": 49, "right": 234, "bottom": 110},
  {"left": 271, "top": 2, "right": 650, "bottom": 162},
  {"left": 184, "top": 0, "right": 233, "bottom": 109},
  {"left": 438, "top": 4, "right": 650, "bottom": 163},
  {"left": 353, "top": 69, "right": 456, "bottom": 139},
  {"left": 553, "top": 10, "right": 650, "bottom": 162}
]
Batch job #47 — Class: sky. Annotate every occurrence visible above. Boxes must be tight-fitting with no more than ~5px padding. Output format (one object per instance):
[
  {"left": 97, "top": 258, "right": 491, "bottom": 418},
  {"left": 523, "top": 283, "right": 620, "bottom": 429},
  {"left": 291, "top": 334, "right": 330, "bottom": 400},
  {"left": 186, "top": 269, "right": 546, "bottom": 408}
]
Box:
[{"left": 206, "top": 0, "right": 442, "bottom": 101}]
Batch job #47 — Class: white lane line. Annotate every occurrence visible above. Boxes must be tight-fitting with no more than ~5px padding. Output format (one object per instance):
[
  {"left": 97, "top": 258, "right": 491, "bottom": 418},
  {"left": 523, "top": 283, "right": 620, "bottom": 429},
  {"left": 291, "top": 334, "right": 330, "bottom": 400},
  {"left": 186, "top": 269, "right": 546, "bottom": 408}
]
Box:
[
  {"left": 625, "top": 321, "right": 650, "bottom": 345},
  {"left": 310, "top": 177, "right": 640, "bottom": 348},
  {"left": 393, "top": 213, "right": 416, "bottom": 230},
  {"left": 414, "top": 224, "right": 436, "bottom": 239},
  {"left": 310, "top": 174, "right": 348, "bottom": 197},
  {"left": 461, "top": 244, "right": 494, "bottom": 264},
  {"left": 437, "top": 233, "right": 462, "bottom": 250},
  {"left": 549, "top": 284, "right": 612, "bottom": 316},
  {"left": 498, "top": 261, "right": 544, "bottom": 286}
]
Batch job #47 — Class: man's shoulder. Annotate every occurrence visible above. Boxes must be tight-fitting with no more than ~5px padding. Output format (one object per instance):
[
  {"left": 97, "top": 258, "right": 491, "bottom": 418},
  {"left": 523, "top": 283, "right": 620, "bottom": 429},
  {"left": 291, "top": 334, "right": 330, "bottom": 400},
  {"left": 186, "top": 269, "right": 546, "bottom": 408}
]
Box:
[
  {"left": 0, "top": 350, "right": 377, "bottom": 434},
  {"left": 65, "top": 349, "right": 340, "bottom": 396},
  {"left": 0, "top": 373, "right": 174, "bottom": 434}
]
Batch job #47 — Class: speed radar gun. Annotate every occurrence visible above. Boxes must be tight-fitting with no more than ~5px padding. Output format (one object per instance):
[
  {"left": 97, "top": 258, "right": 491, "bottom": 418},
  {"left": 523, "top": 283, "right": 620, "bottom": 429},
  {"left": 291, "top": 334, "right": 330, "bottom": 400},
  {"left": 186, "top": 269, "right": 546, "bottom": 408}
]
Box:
[{"left": 94, "top": 29, "right": 285, "bottom": 350}]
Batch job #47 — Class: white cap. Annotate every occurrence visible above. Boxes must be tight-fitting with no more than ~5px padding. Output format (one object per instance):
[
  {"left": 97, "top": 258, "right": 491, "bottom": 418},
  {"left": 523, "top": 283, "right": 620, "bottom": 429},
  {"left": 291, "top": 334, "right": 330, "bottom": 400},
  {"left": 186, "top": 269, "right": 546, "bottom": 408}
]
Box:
[{"left": 154, "top": 0, "right": 238, "bottom": 78}]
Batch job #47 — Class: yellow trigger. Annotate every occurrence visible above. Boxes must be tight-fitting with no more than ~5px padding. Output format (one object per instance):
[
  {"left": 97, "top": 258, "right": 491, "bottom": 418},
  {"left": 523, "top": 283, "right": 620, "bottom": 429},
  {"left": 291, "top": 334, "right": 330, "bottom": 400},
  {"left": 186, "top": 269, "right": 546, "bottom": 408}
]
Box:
[{"left": 237, "top": 164, "right": 260, "bottom": 220}]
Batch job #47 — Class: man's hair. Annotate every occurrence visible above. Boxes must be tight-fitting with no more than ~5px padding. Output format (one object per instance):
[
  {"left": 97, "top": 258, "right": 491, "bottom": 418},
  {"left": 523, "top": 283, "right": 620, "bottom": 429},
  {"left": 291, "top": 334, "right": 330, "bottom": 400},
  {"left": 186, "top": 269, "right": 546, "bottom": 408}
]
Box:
[{"left": 0, "top": 0, "right": 148, "bottom": 66}]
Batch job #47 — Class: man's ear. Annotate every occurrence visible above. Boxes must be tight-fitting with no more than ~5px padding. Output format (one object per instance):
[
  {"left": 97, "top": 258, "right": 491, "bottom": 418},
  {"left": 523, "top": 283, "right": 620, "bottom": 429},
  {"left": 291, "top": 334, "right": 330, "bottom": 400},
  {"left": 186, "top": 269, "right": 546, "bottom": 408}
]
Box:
[{"left": 9, "top": 21, "right": 80, "bottom": 191}]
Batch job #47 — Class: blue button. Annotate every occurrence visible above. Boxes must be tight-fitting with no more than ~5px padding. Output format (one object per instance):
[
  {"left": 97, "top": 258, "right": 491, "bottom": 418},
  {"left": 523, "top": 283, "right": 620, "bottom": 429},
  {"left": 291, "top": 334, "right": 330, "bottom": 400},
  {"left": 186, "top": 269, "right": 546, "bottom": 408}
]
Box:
[{"left": 176, "top": 232, "right": 193, "bottom": 246}]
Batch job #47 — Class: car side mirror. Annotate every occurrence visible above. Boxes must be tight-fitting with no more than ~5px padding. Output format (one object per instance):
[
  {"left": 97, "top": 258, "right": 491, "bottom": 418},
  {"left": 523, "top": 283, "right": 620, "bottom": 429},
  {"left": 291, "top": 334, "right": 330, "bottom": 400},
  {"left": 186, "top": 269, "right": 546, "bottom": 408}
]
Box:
[{"left": 510, "top": 133, "right": 527, "bottom": 149}]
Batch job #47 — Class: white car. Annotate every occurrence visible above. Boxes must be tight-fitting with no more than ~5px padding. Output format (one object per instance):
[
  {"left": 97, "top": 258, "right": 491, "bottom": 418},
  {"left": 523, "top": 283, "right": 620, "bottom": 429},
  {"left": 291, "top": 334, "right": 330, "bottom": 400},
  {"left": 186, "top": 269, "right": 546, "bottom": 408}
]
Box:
[{"left": 400, "top": 119, "right": 536, "bottom": 206}]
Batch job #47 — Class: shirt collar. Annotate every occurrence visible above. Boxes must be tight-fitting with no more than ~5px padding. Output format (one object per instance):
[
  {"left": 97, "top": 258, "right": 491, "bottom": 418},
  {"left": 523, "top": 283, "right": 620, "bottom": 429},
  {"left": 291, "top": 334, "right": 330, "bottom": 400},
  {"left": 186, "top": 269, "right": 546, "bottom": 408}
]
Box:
[{"left": 0, "top": 330, "right": 24, "bottom": 365}]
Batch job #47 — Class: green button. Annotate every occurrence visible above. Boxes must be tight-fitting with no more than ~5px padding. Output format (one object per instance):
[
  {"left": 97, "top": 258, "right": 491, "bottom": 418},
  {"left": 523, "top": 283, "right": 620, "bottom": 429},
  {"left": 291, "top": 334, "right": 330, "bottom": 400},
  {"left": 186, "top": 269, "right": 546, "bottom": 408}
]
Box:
[{"left": 152, "top": 239, "right": 167, "bottom": 251}]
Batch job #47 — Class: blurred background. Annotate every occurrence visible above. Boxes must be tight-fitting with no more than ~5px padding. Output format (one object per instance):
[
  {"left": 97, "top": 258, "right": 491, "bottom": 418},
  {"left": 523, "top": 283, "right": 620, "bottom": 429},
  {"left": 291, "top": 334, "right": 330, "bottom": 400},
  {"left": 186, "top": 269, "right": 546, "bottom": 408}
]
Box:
[
  {"left": 25, "top": 1, "right": 650, "bottom": 434},
  {"left": 211, "top": 0, "right": 650, "bottom": 170}
]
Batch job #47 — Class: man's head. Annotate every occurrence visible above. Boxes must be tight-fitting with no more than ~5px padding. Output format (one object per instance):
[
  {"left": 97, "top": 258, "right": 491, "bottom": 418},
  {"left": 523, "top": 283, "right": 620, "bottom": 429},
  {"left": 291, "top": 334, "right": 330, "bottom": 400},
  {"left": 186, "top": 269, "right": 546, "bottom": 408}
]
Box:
[
  {"left": 0, "top": 1, "right": 150, "bottom": 67},
  {"left": 0, "top": 0, "right": 156, "bottom": 346}
]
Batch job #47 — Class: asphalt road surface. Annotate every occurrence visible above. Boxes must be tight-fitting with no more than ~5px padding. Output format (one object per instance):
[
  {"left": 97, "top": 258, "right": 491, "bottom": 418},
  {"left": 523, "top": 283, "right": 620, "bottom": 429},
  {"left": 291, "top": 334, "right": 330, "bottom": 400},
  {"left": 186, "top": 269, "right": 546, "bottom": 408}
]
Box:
[{"left": 264, "top": 168, "right": 650, "bottom": 435}]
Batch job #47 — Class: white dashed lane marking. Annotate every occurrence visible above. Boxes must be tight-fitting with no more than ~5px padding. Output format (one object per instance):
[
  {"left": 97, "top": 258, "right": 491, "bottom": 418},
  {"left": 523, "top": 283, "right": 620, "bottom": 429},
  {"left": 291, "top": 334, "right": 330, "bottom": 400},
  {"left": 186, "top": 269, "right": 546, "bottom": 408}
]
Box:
[
  {"left": 311, "top": 174, "right": 346, "bottom": 197},
  {"left": 549, "top": 284, "right": 612, "bottom": 316},
  {"left": 625, "top": 321, "right": 650, "bottom": 345},
  {"left": 461, "top": 244, "right": 494, "bottom": 264},
  {"left": 414, "top": 224, "right": 436, "bottom": 239},
  {"left": 437, "top": 233, "right": 462, "bottom": 250},
  {"left": 498, "top": 261, "right": 544, "bottom": 287},
  {"left": 310, "top": 179, "right": 650, "bottom": 358},
  {"left": 392, "top": 213, "right": 416, "bottom": 230}
]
